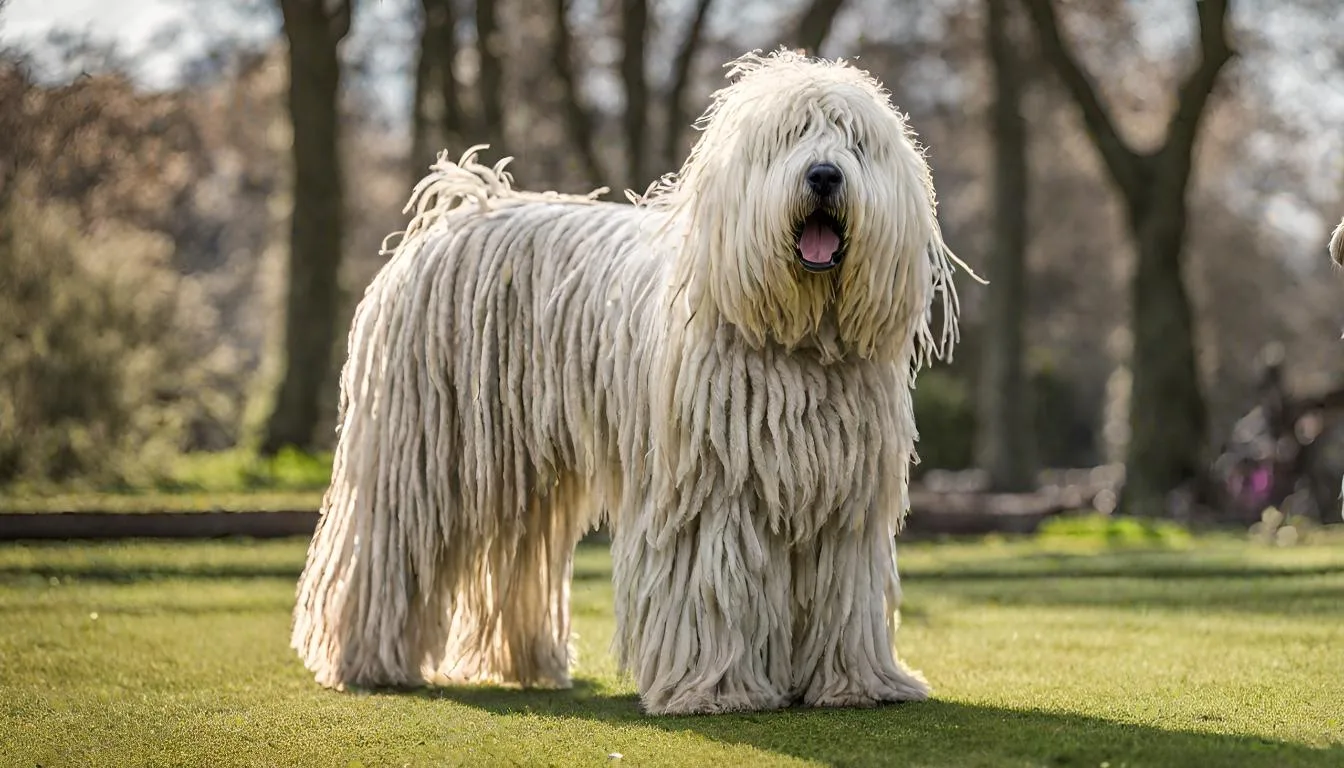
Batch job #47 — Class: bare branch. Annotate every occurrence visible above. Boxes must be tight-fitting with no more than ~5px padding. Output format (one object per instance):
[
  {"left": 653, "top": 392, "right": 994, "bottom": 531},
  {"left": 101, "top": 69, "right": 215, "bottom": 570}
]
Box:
[
  {"left": 1154, "top": 0, "right": 1234, "bottom": 193},
  {"left": 551, "top": 0, "right": 608, "bottom": 188},
  {"left": 663, "top": 0, "right": 714, "bottom": 169},
  {"left": 1018, "top": 0, "right": 1143, "bottom": 202},
  {"left": 327, "top": 0, "right": 351, "bottom": 43}
]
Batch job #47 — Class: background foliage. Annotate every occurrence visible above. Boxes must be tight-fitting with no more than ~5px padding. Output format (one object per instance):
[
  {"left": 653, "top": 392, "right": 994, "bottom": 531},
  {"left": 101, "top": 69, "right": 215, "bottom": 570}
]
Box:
[{"left": 1, "top": 0, "right": 1341, "bottom": 518}]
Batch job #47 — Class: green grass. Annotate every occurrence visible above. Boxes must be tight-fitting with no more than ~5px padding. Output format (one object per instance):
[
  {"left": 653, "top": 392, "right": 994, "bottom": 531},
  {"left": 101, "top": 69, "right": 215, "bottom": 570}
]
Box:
[
  {"left": 1034, "top": 511, "right": 1195, "bottom": 547},
  {"left": 0, "top": 489, "right": 323, "bottom": 513},
  {"left": 2, "top": 535, "right": 1343, "bottom": 767},
  {"left": 0, "top": 490, "right": 324, "bottom": 513},
  {"left": 0, "top": 449, "right": 330, "bottom": 512},
  {"left": 152, "top": 448, "right": 333, "bottom": 493}
]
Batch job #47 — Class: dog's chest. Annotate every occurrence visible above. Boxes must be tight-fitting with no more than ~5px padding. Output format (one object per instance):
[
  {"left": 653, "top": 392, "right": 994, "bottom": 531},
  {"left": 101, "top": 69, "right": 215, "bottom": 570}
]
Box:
[{"left": 677, "top": 345, "right": 910, "bottom": 528}]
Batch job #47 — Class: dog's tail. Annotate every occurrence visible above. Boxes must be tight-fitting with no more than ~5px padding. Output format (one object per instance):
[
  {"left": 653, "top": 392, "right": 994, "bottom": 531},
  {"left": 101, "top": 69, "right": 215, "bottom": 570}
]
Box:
[{"left": 381, "top": 145, "right": 609, "bottom": 259}]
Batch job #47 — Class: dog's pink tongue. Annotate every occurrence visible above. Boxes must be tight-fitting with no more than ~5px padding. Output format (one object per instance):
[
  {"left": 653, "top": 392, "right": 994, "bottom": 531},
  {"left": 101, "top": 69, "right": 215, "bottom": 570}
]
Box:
[{"left": 799, "top": 219, "right": 840, "bottom": 265}]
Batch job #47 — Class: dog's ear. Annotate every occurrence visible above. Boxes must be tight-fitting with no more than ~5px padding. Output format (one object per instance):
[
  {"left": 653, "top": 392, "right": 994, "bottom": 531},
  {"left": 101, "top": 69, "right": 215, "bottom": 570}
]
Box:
[{"left": 1330, "top": 216, "right": 1344, "bottom": 267}]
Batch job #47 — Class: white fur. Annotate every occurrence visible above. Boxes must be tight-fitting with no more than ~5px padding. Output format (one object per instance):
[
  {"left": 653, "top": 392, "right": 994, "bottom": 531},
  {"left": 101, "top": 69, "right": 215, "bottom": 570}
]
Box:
[
  {"left": 1330, "top": 216, "right": 1344, "bottom": 266},
  {"left": 291, "top": 50, "right": 971, "bottom": 715}
]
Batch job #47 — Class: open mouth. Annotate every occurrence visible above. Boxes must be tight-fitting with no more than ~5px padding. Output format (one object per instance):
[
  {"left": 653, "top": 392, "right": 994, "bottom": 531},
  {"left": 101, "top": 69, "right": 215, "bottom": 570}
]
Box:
[{"left": 795, "top": 209, "right": 846, "bottom": 273}]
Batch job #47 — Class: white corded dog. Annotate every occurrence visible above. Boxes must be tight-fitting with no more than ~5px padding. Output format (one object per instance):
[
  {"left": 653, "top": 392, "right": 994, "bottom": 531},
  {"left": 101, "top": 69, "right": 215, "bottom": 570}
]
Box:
[{"left": 291, "top": 49, "right": 974, "bottom": 715}]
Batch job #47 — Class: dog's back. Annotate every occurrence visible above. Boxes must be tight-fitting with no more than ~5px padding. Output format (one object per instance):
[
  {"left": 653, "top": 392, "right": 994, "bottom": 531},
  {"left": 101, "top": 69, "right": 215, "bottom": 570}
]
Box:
[{"left": 291, "top": 149, "right": 667, "bottom": 691}]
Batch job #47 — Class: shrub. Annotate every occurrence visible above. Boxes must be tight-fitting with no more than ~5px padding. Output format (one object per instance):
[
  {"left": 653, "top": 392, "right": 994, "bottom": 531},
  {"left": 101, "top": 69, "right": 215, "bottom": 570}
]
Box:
[
  {"left": 1037, "top": 511, "right": 1192, "bottom": 548},
  {"left": 0, "top": 182, "right": 238, "bottom": 487},
  {"left": 160, "top": 448, "right": 333, "bottom": 493},
  {"left": 912, "top": 369, "right": 976, "bottom": 472}
]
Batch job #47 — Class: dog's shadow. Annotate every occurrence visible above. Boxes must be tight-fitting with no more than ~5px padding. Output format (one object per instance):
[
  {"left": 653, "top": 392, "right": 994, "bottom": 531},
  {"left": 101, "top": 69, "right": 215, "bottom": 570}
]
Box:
[{"left": 399, "top": 680, "right": 1339, "bottom": 767}]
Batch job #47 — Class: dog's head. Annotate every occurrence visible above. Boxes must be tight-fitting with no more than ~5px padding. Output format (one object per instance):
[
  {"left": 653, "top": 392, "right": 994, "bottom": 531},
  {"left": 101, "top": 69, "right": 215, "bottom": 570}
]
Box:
[{"left": 645, "top": 49, "right": 972, "bottom": 364}]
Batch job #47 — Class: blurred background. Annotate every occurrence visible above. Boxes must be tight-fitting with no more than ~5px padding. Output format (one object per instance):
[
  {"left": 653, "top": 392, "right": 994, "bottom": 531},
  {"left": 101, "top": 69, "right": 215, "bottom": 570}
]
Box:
[{"left": 1, "top": 0, "right": 1342, "bottom": 531}]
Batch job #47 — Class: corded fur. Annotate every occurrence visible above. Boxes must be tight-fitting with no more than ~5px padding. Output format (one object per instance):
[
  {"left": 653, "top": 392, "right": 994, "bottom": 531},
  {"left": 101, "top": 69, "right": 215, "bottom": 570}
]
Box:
[
  {"left": 1330, "top": 216, "right": 1343, "bottom": 266},
  {"left": 291, "top": 49, "right": 974, "bottom": 715}
]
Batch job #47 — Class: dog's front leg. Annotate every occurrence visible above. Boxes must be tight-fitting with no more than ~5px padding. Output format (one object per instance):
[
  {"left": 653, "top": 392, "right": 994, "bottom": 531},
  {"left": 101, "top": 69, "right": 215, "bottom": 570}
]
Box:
[
  {"left": 611, "top": 487, "right": 795, "bottom": 715},
  {"left": 790, "top": 515, "right": 931, "bottom": 708}
]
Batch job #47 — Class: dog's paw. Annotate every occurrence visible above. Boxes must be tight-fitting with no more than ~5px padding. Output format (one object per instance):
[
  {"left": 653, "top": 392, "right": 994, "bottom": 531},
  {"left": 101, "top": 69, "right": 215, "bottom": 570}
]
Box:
[
  {"left": 805, "top": 686, "right": 928, "bottom": 709},
  {"left": 800, "top": 668, "right": 931, "bottom": 709},
  {"left": 644, "top": 686, "right": 791, "bottom": 716}
]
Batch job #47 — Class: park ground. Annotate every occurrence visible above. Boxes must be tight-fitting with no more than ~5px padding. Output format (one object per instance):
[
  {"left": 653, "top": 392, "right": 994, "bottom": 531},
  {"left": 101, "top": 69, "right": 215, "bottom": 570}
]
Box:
[{"left": 2, "top": 526, "right": 1343, "bottom": 767}]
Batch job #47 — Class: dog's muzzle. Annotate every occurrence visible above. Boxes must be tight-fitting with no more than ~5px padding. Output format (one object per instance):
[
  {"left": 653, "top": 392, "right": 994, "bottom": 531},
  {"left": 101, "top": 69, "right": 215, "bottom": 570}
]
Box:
[{"left": 796, "top": 163, "right": 846, "bottom": 273}]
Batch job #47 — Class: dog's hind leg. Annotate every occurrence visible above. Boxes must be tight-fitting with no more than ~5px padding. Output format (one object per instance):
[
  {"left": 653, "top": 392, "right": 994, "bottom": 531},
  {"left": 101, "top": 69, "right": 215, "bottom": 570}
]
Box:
[
  {"left": 493, "top": 477, "right": 592, "bottom": 688},
  {"left": 427, "top": 476, "right": 591, "bottom": 689},
  {"left": 291, "top": 243, "right": 479, "bottom": 692},
  {"left": 291, "top": 462, "right": 449, "bottom": 691}
]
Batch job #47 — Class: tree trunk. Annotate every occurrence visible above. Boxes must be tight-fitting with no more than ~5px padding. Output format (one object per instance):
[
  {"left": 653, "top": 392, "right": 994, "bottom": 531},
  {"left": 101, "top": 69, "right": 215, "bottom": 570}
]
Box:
[
  {"left": 790, "top": 0, "right": 847, "bottom": 54},
  {"left": 1123, "top": 192, "right": 1207, "bottom": 514},
  {"left": 0, "top": 66, "right": 26, "bottom": 231},
  {"left": 1019, "top": 0, "right": 1233, "bottom": 515},
  {"left": 620, "top": 0, "right": 649, "bottom": 191},
  {"left": 409, "top": 23, "right": 435, "bottom": 178},
  {"left": 429, "top": 0, "right": 463, "bottom": 140},
  {"left": 551, "top": 0, "right": 608, "bottom": 188},
  {"left": 663, "top": 0, "right": 715, "bottom": 171},
  {"left": 975, "top": 0, "right": 1035, "bottom": 491},
  {"left": 475, "top": 0, "right": 506, "bottom": 155},
  {"left": 410, "top": 0, "right": 463, "bottom": 182},
  {"left": 261, "top": 0, "right": 351, "bottom": 456}
]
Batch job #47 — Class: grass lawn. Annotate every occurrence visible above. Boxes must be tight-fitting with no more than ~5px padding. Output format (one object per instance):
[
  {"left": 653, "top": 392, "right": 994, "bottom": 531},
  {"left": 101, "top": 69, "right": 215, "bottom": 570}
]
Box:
[
  {"left": 2, "top": 534, "right": 1342, "bottom": 767},
  {"left": 0, "top": 450, "right": 330, "bottom": 513},
  {"left": 0, "top": 490, "right": 324, "bottom": 514}
]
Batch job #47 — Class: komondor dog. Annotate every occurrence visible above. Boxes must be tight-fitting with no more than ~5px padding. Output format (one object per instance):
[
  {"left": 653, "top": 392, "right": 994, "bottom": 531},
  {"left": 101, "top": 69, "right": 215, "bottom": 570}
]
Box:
[{"left": 291, "top": 49, "right": 972, "bottom": 715}]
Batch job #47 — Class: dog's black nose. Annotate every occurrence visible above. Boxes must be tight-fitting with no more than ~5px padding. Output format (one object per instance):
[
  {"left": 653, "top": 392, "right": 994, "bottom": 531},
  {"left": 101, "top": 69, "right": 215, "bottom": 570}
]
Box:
[{"left": 806, "top": 162, "right": 843, "bottom": 198}]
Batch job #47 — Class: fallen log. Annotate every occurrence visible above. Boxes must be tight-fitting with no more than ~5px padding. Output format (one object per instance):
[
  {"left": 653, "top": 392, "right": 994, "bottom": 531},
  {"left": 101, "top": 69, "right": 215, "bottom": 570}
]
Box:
[{"left": 0, "top": 483, "right": 1110, "bottom": 541}]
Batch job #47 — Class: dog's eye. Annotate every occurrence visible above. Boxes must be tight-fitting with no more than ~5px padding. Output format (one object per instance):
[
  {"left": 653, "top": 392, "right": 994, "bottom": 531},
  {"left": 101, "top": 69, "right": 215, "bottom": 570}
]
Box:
[{"left": 854, "top": 139, "right": 867, "bottom": 158}]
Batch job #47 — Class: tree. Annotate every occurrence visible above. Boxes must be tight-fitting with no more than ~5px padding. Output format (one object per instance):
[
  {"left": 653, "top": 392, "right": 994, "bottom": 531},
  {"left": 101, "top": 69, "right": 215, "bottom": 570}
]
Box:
[
  {"left": 261, "top": 0, "right": 352, "bottom": 455},
  {"left": 975, "top": 0, "right": 1035, "bottom": 491},
  {"left": 409, "top": 0, "right": 464, "bottom": 182},
  {"left": 0, "top": 62, "right": 248, "bottom": 480},
  {"left": 551, "top": 0, "right": 609, "bottom": 187},
  {"left": 475, "top": 0, "right": 506, "bottom": 154},
  {"left": 1020, "top": 0, "right": 1234, "bottom": 515},
  {"left": 620, "top": 0, "right": 650, "bottom": 190},
  {"left": 662, "top": 0, "right": 715, "bottom": 170},
  {"left": 790, "top": 0, "right": 847, "bottom": 54}
]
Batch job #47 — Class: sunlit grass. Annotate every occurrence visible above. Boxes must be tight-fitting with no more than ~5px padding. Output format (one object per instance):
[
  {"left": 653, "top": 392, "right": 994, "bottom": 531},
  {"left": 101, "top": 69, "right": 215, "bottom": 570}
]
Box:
[
  {"left": 153, "top": 447, "right": 332, "bottom": 493},
  {"left": 0, "top": 448, "right": 331, "bottom": 512},
  {"left": 2, "top": 535, "right": 1342, "bottom": 766}
]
